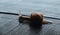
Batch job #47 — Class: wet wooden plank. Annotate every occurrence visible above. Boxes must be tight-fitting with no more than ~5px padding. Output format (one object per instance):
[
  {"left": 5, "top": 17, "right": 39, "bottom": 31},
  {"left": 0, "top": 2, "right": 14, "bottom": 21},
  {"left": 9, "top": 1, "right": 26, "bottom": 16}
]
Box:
[
  {"left": 0, "top": 14, "right": 60, "bottom": 35},
  {"left": 0, "top": 14, "right": 19, "bottom": 35},
  {"left": 6, "top": 18, "right": 60, "bottom": 35}
]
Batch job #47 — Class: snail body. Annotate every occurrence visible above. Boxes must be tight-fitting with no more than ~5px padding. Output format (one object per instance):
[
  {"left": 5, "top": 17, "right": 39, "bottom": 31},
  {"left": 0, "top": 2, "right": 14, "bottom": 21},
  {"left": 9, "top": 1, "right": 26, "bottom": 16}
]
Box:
[{"left": 19, "top": 12, "right": 52, "bottom": 27}]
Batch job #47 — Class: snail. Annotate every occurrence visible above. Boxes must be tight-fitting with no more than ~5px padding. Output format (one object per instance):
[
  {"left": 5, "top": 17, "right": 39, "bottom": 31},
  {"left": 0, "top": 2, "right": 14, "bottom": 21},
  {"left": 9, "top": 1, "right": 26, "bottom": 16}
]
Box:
[{"left": 18, "top": 12, "right": 52, "bottom": 27}]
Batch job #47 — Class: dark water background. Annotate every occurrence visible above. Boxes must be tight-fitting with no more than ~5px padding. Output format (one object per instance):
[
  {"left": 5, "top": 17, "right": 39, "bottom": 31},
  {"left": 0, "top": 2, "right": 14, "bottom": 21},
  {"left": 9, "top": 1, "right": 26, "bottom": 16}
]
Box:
[{"left": 0, "top": 0, "right": 60, "bottom": 18}]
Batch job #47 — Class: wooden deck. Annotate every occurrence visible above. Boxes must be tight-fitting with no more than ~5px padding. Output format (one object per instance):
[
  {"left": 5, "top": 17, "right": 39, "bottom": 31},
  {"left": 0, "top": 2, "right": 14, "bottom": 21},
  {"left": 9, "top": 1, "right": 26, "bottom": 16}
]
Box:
[{"left": 0, "top": 14, "right": 60, "bottom": 35}]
